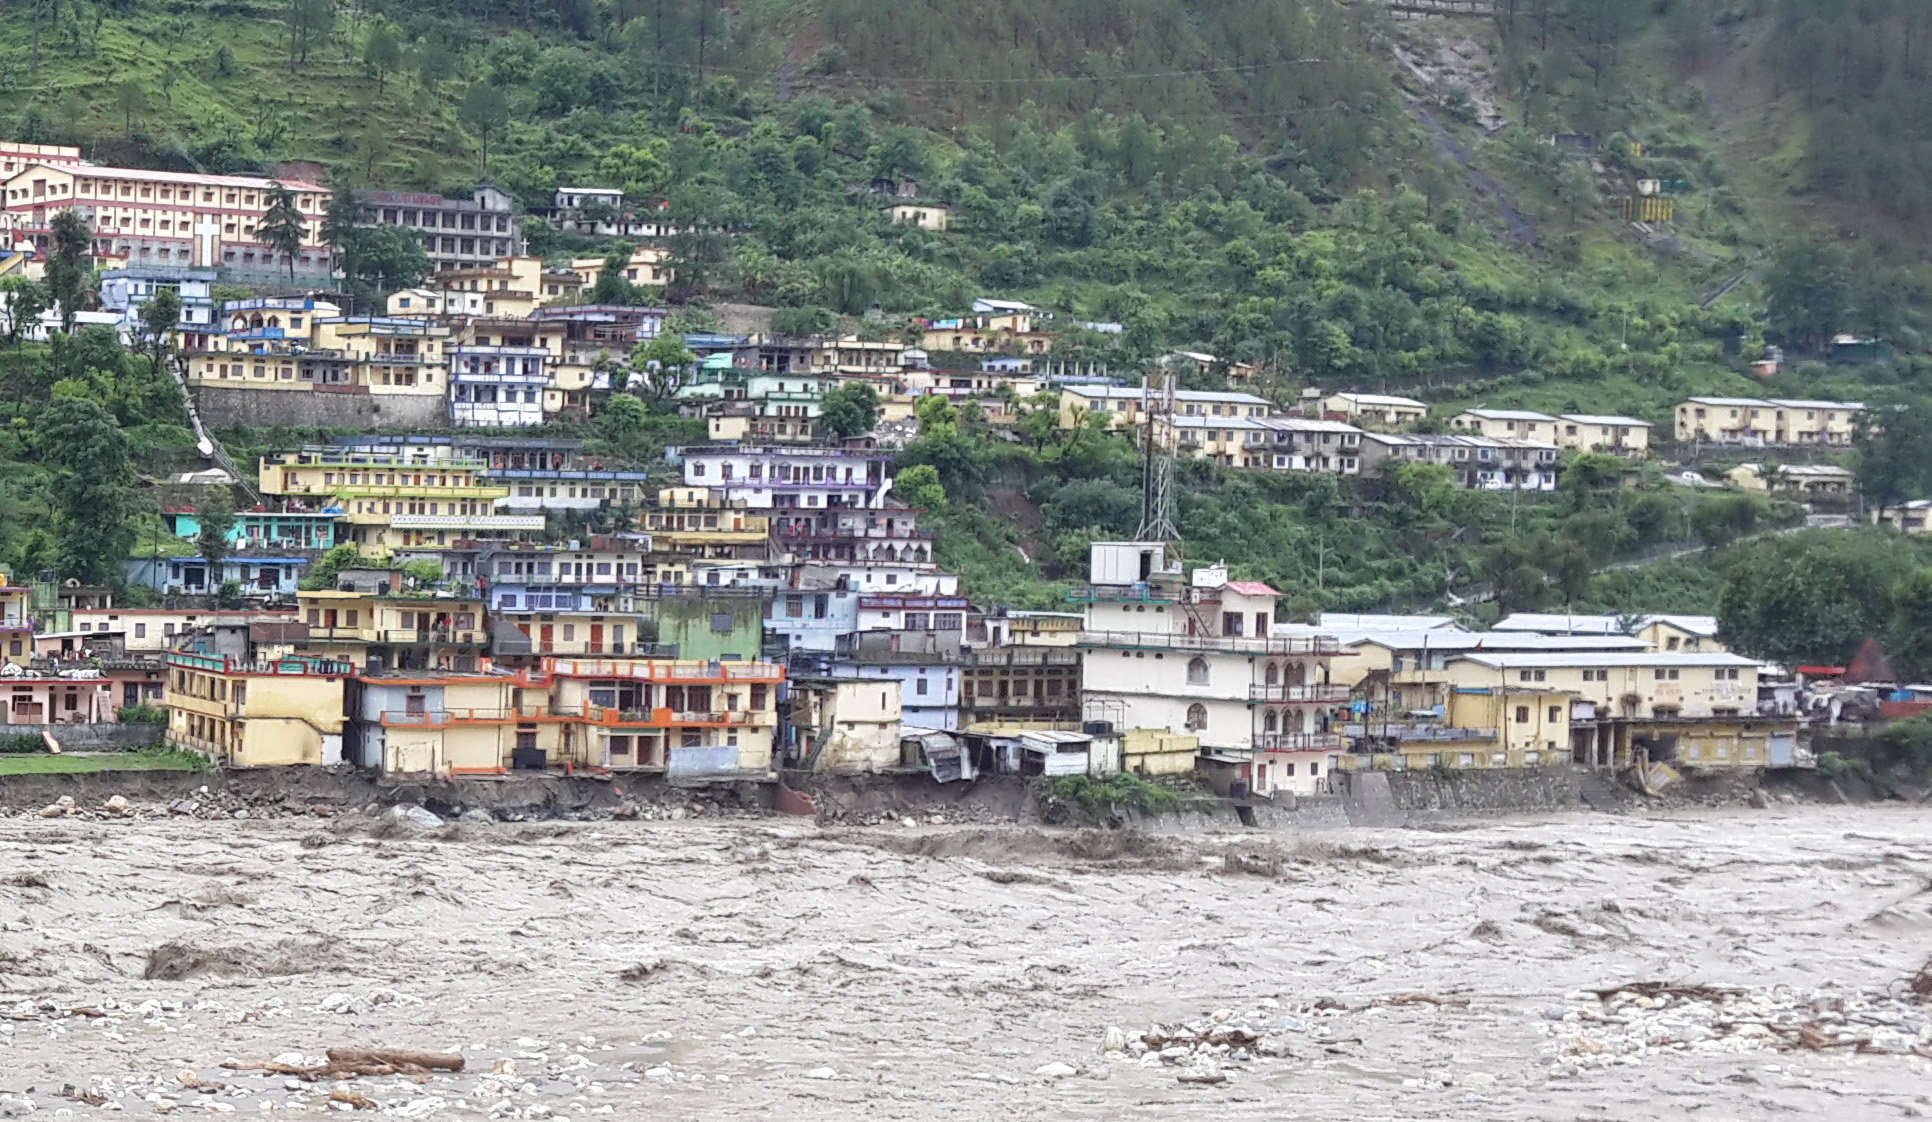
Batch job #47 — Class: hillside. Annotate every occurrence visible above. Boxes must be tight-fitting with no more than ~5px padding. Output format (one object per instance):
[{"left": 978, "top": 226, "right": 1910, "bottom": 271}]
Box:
[{"left": 0, "top": 0, "right": 1926, "bottom": 621}]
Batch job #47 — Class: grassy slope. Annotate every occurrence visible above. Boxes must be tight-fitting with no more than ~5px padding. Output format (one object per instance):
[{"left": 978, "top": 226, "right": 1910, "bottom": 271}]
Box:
[{"left": 0, "top": 750, "right": 204, "bottom": 774}]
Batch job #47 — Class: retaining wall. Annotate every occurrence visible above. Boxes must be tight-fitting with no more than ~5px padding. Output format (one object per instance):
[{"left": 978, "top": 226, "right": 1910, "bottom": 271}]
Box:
[
  {"left": 5, "top": 723, "right": 167, "bottom": 751},
  {"left": 192, "top": 387, "right": 446, "bottom": 429}
]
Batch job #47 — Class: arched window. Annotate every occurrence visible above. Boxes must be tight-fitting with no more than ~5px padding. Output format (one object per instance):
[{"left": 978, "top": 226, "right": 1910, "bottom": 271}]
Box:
[
  {"left": 267, "top": 315, "right": 280, "bottom": 328},
  {"left": 1264, "top": 710, "right": 1279, "bottom": 733},
  {"left": 1291, "top": 662, "right": 1307, "bottom": 686},
  {"left": 250, "top": 313, "right": 263, "bottom": 328},
  {"left": 1186, "top": 657, "right": 1209, "bottom": 685},
  {"left": 1185, "top": 703, "right": 1207, "bottom": 731},
  {"left": 1265, "top": 663, "right": 1279, "bottom": 686}
]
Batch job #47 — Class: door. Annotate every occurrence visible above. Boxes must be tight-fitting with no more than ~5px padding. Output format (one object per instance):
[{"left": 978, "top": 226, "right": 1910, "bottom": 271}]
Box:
[
  {"left": 589, "top": 624, "right": 604, "bottom": 654},
  {"left": 1769, "top": 733, "right": 1793, "bottom": 767},
  {"left": 540, "top": 624, "right": 554, "bottom": 653}
]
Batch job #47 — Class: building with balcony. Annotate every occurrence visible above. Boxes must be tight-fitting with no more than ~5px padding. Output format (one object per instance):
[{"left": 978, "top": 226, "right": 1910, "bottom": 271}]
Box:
[
  {"left": 259, "top": 447, "right": 541, "bottom": 557},
  {"left": 1057, "top": 385, "right": 1273, "bottom": 430},
  {"left": 70, "top": 608, "right": 296, "bottom": 653},
  {"left": 359, "top": 186, "right": 524, "bottom": 274},
  {"left": 1250, "top": 418, "right": 1363, "bottom": 473},
  {"left": 787, "top": 676, "right": 903, "bottom": 772},
  {"left": 1674, "top": 397, "right": 1864, "bottom": 447},
  {"left": 294, "top": 589, "right": 487, "bottom": 672},
  {"left": 0, "top": 571, "right": 34, "bottom": 665},
  {"left": 162, "top": 506, "right": 339, "bottom": 552},
  {"left": 1074, "top": 544, "right": 1345, "bottom": 796},
  {"left": 1555, "top": 414, "right": 1651, "bottom": 457},
  {"left": 545, "top": 656, "right": 784, "bottom": 774},
  {"left": 672, "top": 445, "right": 893, "bottom": 510},
  {"left": 349, "top": 670, "right": 543, "bottom": 774},
  {"left": 1450, "top": 408, "right": 1558, "bottom": 442},
  {"left": 1, "top": 669, "right": 117, "bottom": 724},
  {"left": 164, "top": 651, "right": 354, "bottom": 766},
  {"left": 328, "top": 435, "right": 651, "bottom": 512},
  {"left": 644, "top": 496, "right": 772, "bottom": 561},
  {"left": 961, "top": 644, "right": 1082, "bottom": 727},
  {"left": 98, "top": 267, "right": 219, "bottom": 351},
  {"left": 827, "top": 618, "right": 966, "bottom": 731},
  {"left": 533, "top": 305, "right": 666, "bottom": 416},
  {"left": 449, "top": 345, "right": 549, "bottom": 427},
  {"left": 770, "top": 505, "right": 932, "bottom": 565}
]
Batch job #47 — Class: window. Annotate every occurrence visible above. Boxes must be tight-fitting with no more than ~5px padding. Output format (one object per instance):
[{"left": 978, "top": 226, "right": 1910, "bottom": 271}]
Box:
[
  {"left": 711, "top": 612, "right": 734, "bottom": 633},
  {"left": 1184, "top": 703, "right": 1207, "bottom": 731},
  {"left": 1186, "top": 657, "right": 1209, "bottom": 685},
  {"left": 1654, "top": 668, "right": 1680, "bottom": 680},
  {"left": 1515, "top": 706, "right": 1530, "bottom": 723},
  {"left": 1517, "top": 669, "right": 1547, "bottom": 683},
  {"left": 1548, "top": 706, "right": 1561, "bottom": 723},
  {"left": 915, "top": 678, "right": 928, "bottom": 696},
  {"left": 135, "top": 623, "right": 147, "bottom": 638}
]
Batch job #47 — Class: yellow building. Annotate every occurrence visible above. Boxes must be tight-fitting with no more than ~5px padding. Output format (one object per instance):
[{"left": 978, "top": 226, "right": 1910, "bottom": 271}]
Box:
[
  {"left": 1726, "top": 462, "right": 1855, "bottom": 499},
  {"left": 259, "top": 448, "right": 542, "bottom": 557},
  {"left": 1675, "top": 397, "right": 1863, "bottom": 446},
  {"left": 1552, "top": 414, "right": 1650, "bottom": 456},
  {"left": 164, "top": 651, "right": 352, "bottom": 767},
  {"left": 0, "top": 570, "right": 33, "bottom": 664},
  {"left": 789, "top": 676, "right": 903, "bottom": 773},
  {"left": 1444, "top": 652, "right": 1761, "bottom": 721},
  {"left": 1322, "top": 392, "right": 1429, "bottom": 429},
  {"left": 353, "top": 671, "right": 551, "bottom": 775},
  {"left": 921, "top": 313, "right": 1051, "bottom": 355},
  {"left": 1450, "top": 408, "right": 1558, "bottom": 441},
  {"left": 296, "top": 589, "right": 488, "bottom": 671},
  {"left": 1121, "top": 728, "right": 1200, "bottom": 776},
  {"left": 570, "top": 246, "right": 670, "bottom": 290},
  {"left": 1635, "top": 615, "right": 1724, "bottom": 654},
  {"left": 1873, "top": 500, "right": 1932, "bottom": 535},
  {"left": 643, "top": 493, "right": 771, "bottom": 560}
]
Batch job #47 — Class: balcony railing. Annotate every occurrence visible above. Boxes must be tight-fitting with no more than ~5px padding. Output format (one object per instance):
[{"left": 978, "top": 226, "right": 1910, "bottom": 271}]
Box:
[
  {"left": 966, "top": 649, "right": 1081, "bottom": 667},
  {"left": 1343, "top": 723, "right": 1498, "bottom": 743},
  {"left": 1066, "top": 584, "right": 1176, "bottom": 604},
  {"left": 1249, "top": 683, "right": 1352, "bottom": 703},
  {"left": 1078, "top": 631, "right": 1341, "bottom": 656},
  {"left": 547, "top": 658, "right": 785, "bottom": 683},
  {"left": 1253, "top": 733, "right": 1347, "bottom": 752},
  {"left": 379, "top": 629, "right": 486, "bottom": 646}
]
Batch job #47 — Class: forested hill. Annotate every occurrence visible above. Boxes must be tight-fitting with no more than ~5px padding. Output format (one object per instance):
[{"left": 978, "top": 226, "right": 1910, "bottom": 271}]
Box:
[{"left": 0, "top": 0, "right": 1930, "bottom": 624}]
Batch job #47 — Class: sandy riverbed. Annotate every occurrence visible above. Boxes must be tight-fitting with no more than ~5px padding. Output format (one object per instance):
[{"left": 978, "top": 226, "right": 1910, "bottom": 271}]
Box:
[{"left": 3, "top": 805, "right": 1932, "bottom": 1118}]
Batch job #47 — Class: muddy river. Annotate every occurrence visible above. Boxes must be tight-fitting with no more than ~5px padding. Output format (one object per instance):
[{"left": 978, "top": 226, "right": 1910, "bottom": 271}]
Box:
[{"left": 3, "top": 805, "right": 1931, "bottom": 1118}]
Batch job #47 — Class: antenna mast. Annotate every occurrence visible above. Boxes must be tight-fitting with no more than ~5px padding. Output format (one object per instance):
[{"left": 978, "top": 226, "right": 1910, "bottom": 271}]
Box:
[{"left": 1135, "top": 369, "right": 1178, "bottom": 543}]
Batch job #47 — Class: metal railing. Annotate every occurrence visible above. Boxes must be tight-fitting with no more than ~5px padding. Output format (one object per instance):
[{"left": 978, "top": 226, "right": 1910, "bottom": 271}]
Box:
[
  {"left": 379, "top": 629, "right": 485, "bottom": 646},
  {"left": 1066, "top": 585, "right": 1176, "bottom": 604},
  {"left": 1078, "top": 631, "right": 1341, "bottom": 656},
  {"left": 1254, "top": 733, "right": 1346, "bottom": 752},
  {"left": 1344, "top": 723, "right": 1498, "bottom": 742},
  {"left": 1249, "top": 683, "right": 1352, "bottom": 703}
]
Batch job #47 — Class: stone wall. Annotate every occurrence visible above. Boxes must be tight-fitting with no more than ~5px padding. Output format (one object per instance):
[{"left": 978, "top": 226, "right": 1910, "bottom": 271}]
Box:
[
  {"left": 5, "top": 723, "right": 167, "bottom": 751},
  {"left": 1332, "top": 766, "right": 1584, "bottom": 825},
  {"left": 193, "top": 388, "right": 446, "bottom": 429}
]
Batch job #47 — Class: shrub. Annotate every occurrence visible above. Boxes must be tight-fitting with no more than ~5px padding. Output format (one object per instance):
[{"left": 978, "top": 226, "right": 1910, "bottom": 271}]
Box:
[
  {"left": 1047, "top": 772, "right": 1188, "bottom": 816},
  {"left": 0, "top": 733, "right": 45, "bottom": 754},
  {"left": 118, "top": 705, "right": 168, "bottom": 725}
]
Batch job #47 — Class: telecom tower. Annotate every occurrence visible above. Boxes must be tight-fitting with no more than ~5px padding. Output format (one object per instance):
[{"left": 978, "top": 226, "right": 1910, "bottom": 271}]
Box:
[{"left": 1135, "top": 369, "right": 1179, "bottom": 543}]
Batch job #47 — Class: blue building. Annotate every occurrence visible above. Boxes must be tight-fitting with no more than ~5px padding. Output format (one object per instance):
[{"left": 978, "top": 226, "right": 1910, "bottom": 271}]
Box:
[
  {"left": 162, "top": 508, "right": 338, "bottom": 551},
  {"left": 126, "top": 556, "right": 306, "bottom": 597},
  {"left": 98, "top": 267, "right": 218, "bottom": 350}
]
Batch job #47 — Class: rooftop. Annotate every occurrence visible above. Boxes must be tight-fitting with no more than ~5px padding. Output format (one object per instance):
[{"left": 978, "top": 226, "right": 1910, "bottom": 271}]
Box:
[
  {"left": 1454, "top": 652, "right": 1762, "bottom": 669},
  {"left": 1560, "top": 413, "right": 1651, "bottom": 427},
  {"left": 1330, "top": 391, "right": 1428, "bottom": 408},
  {"left": 1461, "top": 408, "right": 1557, "bottom": 421}
]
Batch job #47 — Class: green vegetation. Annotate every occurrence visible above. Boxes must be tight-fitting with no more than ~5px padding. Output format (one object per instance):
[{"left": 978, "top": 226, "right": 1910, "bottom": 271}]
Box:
[
  {"left": 0, "top": 747, "right": 209, "bottom": 774},
  {"left": 0, "top": 0, "right": 1920, "bottom": 623},
  {"left": 1047, "top": 771, "right": 1191, "bottom": 817},
  {"left": 117, "top": 705, "right": 169, "bottom": 725}
]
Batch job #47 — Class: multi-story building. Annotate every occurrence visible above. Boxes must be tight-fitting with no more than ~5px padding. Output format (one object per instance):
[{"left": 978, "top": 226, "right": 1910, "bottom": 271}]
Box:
[
  {"left": 961, "top": 612, "right": 1083, "bottom": 728},
  {"left": 294, "top": 587, "right": 488, "bottom": 672},
  {"left": 676, "top": 364, "right": 835, "bottom": 445},
  {"left": 259, "top": 447, "right": 543, "bottom": 557},
  {"left": 125, "top": 555, "right": 306, "bottom": 598},
  {"left": 0, "top": 142, "right": 84, "bottom": 177},
  {"left": 0, "top": 571, "right": 34, "bottom": 665},
  {"left": 449, "top": 344, "right": 549, "bottom": 427},
  {"left": 479, "top": 541, "right": 666, "bottom": 660},
  {"left": 329, "top": 435, "right": 651, "bottom": 513},
  {"left": 1356, "top": 432, "right": 1558, "bottom": 490},
  {"left": 544, "top": 656, "right": 785, "bottom": 774},
  {"left": 1254, "top": 418, "right": 1363, "bottom": 473},
  {"left": 534, "top": 305, "right": 666, "bottom": 416},
  {"left": 1, "top": 164, "right": 332, "bottom": 278},
  {"left": 920, "top": 312, "right": 1053, "bottom": 355},
  {"left": 830, "top": 622, "right": 964, "bottom": 730},
  {"left": 164, "top": 650, "right": 354, "bottom": 766},
  {"left": 162, "top": 506, "right": 339, "bottom": 552},
  {"left": 71, "top": 608, "right": 295, "bottom": 652},
  {"left": 359, "top": 186, "right": 524, "bottom": 274},
  {"left": 1321, "top": 391, "right": 1429, "bottom": 429},
  {"left": 569, "top": 246, "right": 670, "bottom": 290},
  {"left": 1727, "top": 462, "right": 1856, "bottom": 499},
  {"left": 1057, "top": 385, "right": 1274, "bottom": 430},
  {"left": 769, "top": 504, "right": 932, "bottom": 566},
  {"left": 1073, "top": 543, "right": 1346, "bottom": 797},
  {"left": 1674, "top": 397, "right": 1864, "bottom": 446},
  {"left": 349, "top": 670, "right": 538, "bottom": 774},
  {"left": 643, "top": 496, "right": 773, "bottom": 562},
  {"left": 1555, "top": 414, "right": 1650, "bottom": 457},
  {"left": 98, "top": 267, "right": 219, "bottom": 352},
  {"left": 674, "top": 445, "right": 891, "bottom": 510}
]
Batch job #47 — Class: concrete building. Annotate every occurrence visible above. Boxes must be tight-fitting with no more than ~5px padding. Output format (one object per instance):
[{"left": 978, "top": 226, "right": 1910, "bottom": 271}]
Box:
[
  {"left": 1321, "top": 392, "right": 1429, "bottom": 429},
  {"left": 1675, "top": 397, "right": 1864, "bottom": 447},
  {"left": 1556, "top": 414, "right": 1650, "bottom": 457},
  {"left": 350, "top": 670, "right": 531, "bottom": 774},
  {"left": 544, "top": 656, "right": 784, "bottom": 775},
  {"left": 673, "top": 445, "right": 892, "bottom": 510},
  {"left": 360, "top": 186, "right": 524, "bottom": 274},
  {"left": 164, "top": 651, "right": 354, "bottom": 767},
  {"left": 98, "top": 267, "right": 219, "bottom": 352},
  {"left": 259, "top": 447, "right": 542, "bottom": 558},
  {"left": 294, "top": 587, "right": 488, "bottom": 673},
  {"left": 1, "top": 164, "right": 332, "bottom": 279},
  {"left": 1727, "top": 462, "right": 1855, "bottom": 500},
  {"left": 1057, "top": 385, "right": 1273, "bottom": 430},
  {"left": 1073, "top": 543, "right": 1346, "bottom": 798},
  {"left": 1450, "top": 408, "right": 1558, "bottom": 442},
  {"left": 789, "top": 676, "right": 904, "bottom": 772}
]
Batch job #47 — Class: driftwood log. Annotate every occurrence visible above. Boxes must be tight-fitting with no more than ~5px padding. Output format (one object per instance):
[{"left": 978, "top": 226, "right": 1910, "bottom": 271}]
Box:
[
  {"left": 326, "top": 1047, "right": 464, "bottom": 1072},
  {"left": 223, "top": 1047, "right": 464, "bottom": 1082}
]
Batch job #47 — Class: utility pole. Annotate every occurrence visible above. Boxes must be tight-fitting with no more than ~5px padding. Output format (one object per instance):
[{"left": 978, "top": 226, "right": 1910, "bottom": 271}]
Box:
[{"left": 1135, "top": 369, "right": 1179, "bottom": 544}]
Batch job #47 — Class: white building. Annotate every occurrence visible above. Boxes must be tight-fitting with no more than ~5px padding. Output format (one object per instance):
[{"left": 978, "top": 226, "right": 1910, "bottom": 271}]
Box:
[
  {"left": 672, "top": 445, "right": 893, "bottom": 510},
  {"left": 449, "top": 345, "right": 549, "bottom": 428},
  {"left": 1073, "top": 542, "right": 1346, "bottom": 797}
]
